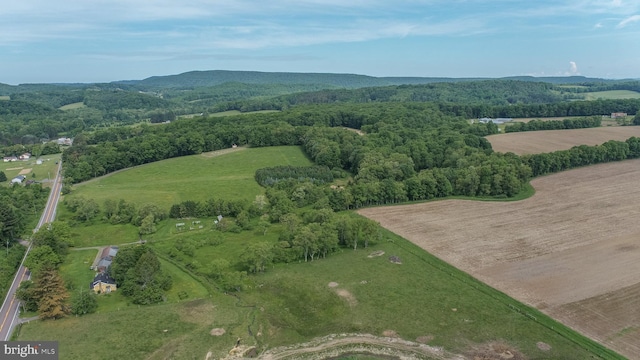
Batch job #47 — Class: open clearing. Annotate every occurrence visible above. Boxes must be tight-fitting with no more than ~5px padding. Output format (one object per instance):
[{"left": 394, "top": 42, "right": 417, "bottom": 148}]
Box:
[
  {"left": 583, "top": 90, "right": 640, "bottom": 100},
  {"left": 487, "top": 126, "right": 640, "bottom": 154},
  {"left": 358, "top": 159, "right": 640, "bottom": 359},
  {"left": 59, "top": 102, "right": 86, "bottom": 110}
]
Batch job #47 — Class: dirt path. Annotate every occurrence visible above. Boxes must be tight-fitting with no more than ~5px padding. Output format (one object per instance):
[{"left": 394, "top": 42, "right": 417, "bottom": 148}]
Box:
[{"left": 256, "top": 333, "right": 462, "bottom": 360}]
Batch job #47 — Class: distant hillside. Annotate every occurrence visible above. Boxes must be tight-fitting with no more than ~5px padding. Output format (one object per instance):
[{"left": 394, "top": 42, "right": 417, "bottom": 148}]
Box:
[
  {"left": 115, "top": 70, "right": 392, "bottom": 89},
  {"left": 114, "top": 70, "right": 626, "bottom": 90}
]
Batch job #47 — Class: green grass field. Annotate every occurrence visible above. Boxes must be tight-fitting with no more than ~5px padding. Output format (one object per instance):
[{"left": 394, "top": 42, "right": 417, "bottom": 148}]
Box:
[
  {"left": 59, "top": 102, "right": 86, "bottom": 110},
  {"left": 68, "top": 146, "right": 312, "bottom": 209},
  {"left": 584, "top": 90, "right": 640, "bottom": 100},
  {"left": 178, "top": 110, "right": 280, "bottom": 119},
  {"left": 0, "top": 154, "right": 61, "bottom": 187},
  {"left": 18, "top": 226, "right": 621, "bottom": 359},
  {"left": 16, "top": 146, "right": 623, "bottom": 359}
]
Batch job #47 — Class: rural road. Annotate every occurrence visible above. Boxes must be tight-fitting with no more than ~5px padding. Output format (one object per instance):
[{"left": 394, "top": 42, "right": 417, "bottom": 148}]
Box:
[{"left": 0, "top": 161, "right": 63, "bottom": 340}]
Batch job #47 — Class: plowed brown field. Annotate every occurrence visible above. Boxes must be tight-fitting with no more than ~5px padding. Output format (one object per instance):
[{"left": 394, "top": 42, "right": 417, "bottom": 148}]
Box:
[
  {"left": 487, "top": 127, "right": 640, "bottom": 154},
  {"left": 358, "top": 159, "right": 640, "bottom": 359}
]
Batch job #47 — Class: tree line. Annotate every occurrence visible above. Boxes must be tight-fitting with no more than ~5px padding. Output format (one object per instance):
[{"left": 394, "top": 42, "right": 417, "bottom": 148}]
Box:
[{"left": 504, "top": 116, "right": 602, "bottom": 133}]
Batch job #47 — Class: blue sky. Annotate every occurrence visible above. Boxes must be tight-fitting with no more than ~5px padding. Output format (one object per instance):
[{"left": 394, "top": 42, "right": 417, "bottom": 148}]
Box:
[{"left": 1, "top": 0, "right": 639, "bottom": 84}]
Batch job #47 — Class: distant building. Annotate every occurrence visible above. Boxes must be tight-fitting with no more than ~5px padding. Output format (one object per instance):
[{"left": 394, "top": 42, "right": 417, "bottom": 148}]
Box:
[
  {"left": 611, "top": 112, "right": 628, "bottom": 119},
  {"left": 11, "top": 175, "right": 26, "bottom": 184},
  {"left": 3, "top": 156, "right": 18, "bottom": 162},
  {"left": 56, "top": 137, "right": 73, "bottom": 146},
  {"left": 478, "top": 117, "right": 512, "bottom": 124},
  {"left": 18, "top": 153, "right": 31, "bottom": 161}
]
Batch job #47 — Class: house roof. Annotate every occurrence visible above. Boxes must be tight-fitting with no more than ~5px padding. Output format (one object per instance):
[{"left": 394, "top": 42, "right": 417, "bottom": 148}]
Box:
[
  {"left": 91, "top": 272, "right": 116, "bottom": 288},
  {"left": 97, "top": 257, "right": 113, "bottom": 270},
  {"left": 100, "top": 246, "right": 119, "bottom": 259}
]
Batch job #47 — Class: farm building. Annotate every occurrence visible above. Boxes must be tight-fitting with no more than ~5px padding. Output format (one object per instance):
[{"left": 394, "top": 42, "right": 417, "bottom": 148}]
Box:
[
  {"left": 611, "top": 112, "right": 628, "bottom": 118},
  {"left": 90, "top": 272, "right": 117, "bottom": 294},
  {"left": 3, "top": 156, "right": 18, "bottom": 162},
  {"left": 11, "top": 175, "right": 26, "bottom": 184},
  {"left": 478, "top": 117, "right": 512, "bottom": 124},
  {"left": 95, "top": 246, "right": 119, "bottom": 273},
  {"left": 56, "top": 137, "right": 73, "bottom": 146},
  {"left": 18, "top": 153, "right": 31, "bottom": 161}
]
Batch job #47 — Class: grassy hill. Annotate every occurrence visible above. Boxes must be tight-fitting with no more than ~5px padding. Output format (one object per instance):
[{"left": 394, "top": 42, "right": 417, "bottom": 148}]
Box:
[
  {"left": 16, "top": 145, "right": 623, "bottom": 359},
  {"left": 67, "top": 146, "right": 313, "bottom": 210}
]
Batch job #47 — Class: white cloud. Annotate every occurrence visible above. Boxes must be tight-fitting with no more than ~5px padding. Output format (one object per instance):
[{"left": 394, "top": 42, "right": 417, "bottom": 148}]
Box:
[
  {"left": 617, "top": 14, "right": 640, "bottom": 27},
  {"left": 568, "top": 61, "right": 579, "bottom": 75}
]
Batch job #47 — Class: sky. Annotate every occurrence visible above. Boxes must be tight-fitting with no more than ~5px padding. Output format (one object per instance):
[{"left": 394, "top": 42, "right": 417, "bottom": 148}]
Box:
[{"left": 1, "top": 0, "right": 640, "bottom": 84}]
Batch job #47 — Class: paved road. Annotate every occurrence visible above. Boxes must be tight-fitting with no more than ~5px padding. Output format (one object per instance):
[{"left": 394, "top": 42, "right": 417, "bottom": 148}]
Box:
[{"left": 0, "top": 161, "right": 63, "bottom": 340}]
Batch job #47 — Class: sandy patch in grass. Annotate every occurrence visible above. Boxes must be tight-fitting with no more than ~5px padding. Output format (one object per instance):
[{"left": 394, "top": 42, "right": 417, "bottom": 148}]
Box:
[
  {"left": 210, "top": 328, "right": 226, "bottom": 336},
  {"left": 18, "top": 168, "right": 31, "bottom": 175},
  {"left": 367, "top": 250, "right": 385, "bottom": 258},
  {"left": 536, "top": 342, "right": 551, "bottom": 351},
  {"left": 5, "top": 167, "right": 23, "bottom": 171},
  {"left": 327, "top": 282, "right": 339, "bottom": 288},
  {"left": 382, "top": 330, "right": 399, "bottom": 338},
  {"left": 335, "top": 289, "right": 357, "bottom": 307}
]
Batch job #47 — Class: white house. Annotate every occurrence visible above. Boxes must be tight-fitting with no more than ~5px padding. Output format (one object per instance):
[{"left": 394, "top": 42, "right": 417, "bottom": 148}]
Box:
[{"left": 11, "top": 175, "right": 26, "bottom": 184}]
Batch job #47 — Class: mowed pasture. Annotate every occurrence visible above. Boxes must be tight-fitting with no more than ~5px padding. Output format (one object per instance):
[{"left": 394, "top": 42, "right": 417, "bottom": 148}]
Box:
[
  {"left": 487, "top": 126, "right": 640, "bottom": 154},
  {"left": 359, "top": 159, "right": 640, "bottom": 359},
  {"left": 69, "top": 146, "right": 312, "bottom": 209},
  {"left": 583, "top": 90, "right": 640, "bottom": 100}
]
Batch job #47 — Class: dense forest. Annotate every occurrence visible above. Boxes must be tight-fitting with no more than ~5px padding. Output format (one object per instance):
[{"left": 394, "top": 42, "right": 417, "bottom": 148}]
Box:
[{"left": 2, "top": 76, "right": 640, "bottom": 152}]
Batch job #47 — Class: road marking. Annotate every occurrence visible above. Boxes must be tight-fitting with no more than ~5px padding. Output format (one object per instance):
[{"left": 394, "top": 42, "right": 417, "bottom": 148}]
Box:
[{"left": 0, "top": 267, "right": 28, "bottom": 337}]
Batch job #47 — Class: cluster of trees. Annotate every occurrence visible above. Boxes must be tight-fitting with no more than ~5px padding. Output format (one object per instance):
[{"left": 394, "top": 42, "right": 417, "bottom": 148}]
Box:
[
  {"left": 169, "top": 198, "right": 248, "bottom": 219},
  {"left": 16, "top": 222, "right": 96, "bottom": 319},
  {"left": 64, "top": 197, "right": 166, "bottom": 238},
  {"left": 109, "top": 246, "right": 172, "bottom": 304},
  {"left": 255, "top": 165, "right": 334, "bottom": 187},
  {"left": 439, "top": 99, "right": 640, "bottom": 119},
  {"left": 149, "top": 110, "right": 176, "bottom": 123},
  {"left": 504, "top": 116, "right": 602, "bottom": 133},
  {"left": 0, "top": 184, "right": 49, "bottom": 247}
]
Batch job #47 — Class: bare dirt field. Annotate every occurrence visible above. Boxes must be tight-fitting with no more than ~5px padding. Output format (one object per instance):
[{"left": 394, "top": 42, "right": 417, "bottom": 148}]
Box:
[
  {"left": 358, "top": 159, "right": 640, "bottom": 359},
  {"left": 487, "top": 127, "right": 640, "bottom": 155}
]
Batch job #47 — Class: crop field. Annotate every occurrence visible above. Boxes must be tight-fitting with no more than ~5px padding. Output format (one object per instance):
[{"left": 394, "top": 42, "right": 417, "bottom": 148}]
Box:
[
  {"left": 358, "top": 159, "right": 640, "bottom": 359},
  {"left": 68, "top": 146, "right": 313, "bottom": 209},
  {"left": 583, "top": 90, "right": 640, "bottom": 100},
  {"left": 487, "top": 126, "right": 640, "bottom": 155}
]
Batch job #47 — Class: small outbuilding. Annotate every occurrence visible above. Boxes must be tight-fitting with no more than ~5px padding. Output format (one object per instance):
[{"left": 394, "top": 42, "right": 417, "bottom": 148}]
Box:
[{"left": 11, "top": 175, "right": 26, "bottom": 184}]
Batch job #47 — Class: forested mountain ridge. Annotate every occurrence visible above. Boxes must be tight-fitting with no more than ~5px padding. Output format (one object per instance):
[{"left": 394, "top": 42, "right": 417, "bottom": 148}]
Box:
[{"left": 114, "top": 70, "right": 629, "bottom": 90}]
